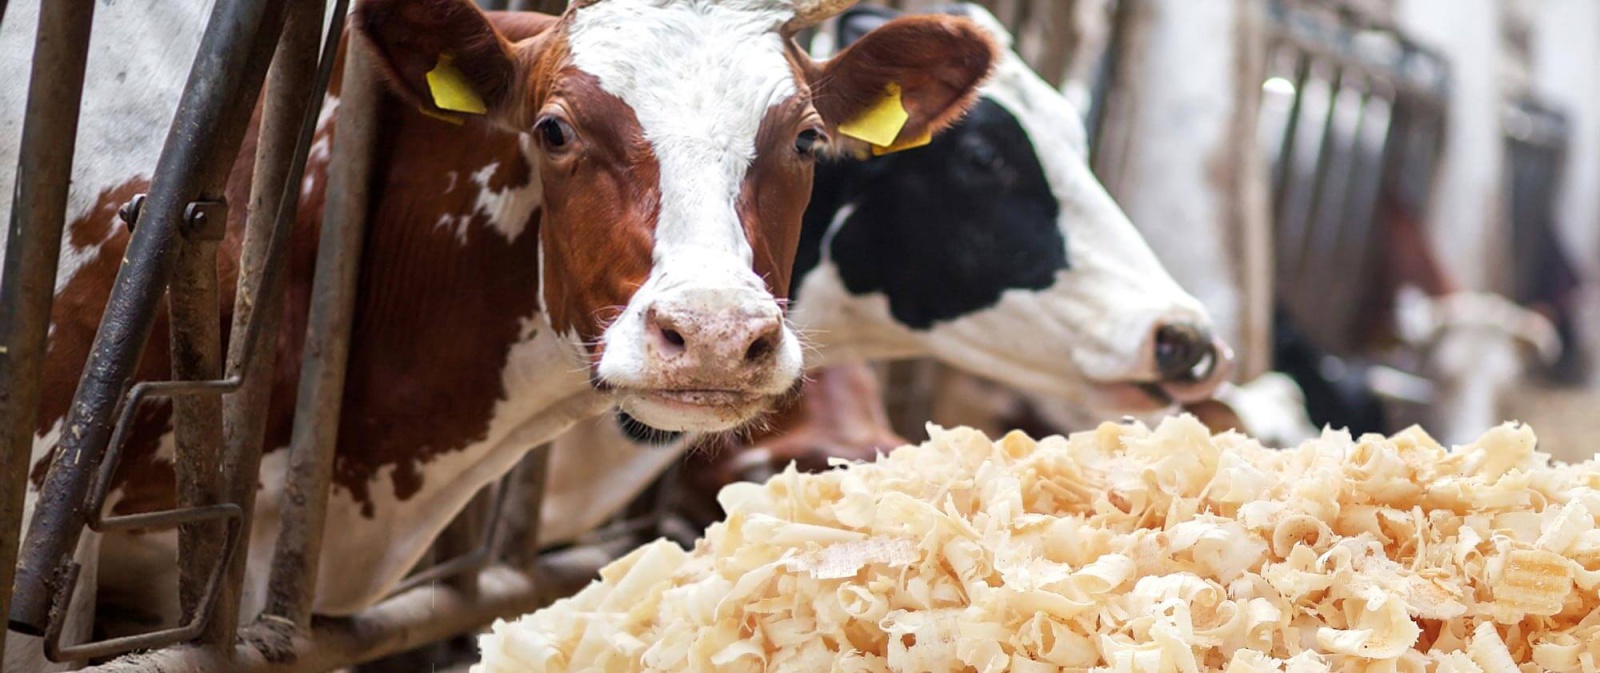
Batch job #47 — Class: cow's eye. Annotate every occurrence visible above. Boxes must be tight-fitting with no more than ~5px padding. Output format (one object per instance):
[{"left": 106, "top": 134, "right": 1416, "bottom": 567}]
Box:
[
  {"left": 795, "top": 128, "right": 824, "bottom": 157},
  {"left": 536, "top": 117, "right": 574, "bottom": 151}
]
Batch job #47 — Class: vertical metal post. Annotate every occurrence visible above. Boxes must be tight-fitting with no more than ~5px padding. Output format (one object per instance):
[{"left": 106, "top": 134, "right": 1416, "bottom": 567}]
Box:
[
  {"left": 168, "top": 182, "right": 229, "bottom": 632},
  {"left": 436, "top": 491, "right": 488, "bottom": 601},
  {"left": 9, "top": 0, "right": 287, "bottom": 638},
  {"left": 0, "top": 0, "right": 96, "bottom": 663},
  {"left": 213, "top": 0, "right": 333, "bottom": 646},
  {"left": 264, "top": 36, "right": 381, "bottom": 629},
  {"left": 508, "top": 445, "right": 552, "bottom": 567}
]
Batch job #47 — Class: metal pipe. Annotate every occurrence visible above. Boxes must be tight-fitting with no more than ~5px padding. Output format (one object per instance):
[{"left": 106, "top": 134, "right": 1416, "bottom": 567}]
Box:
[
  {"left": 72, "top": 565, "right": 549, "bottom": 673},
  {"left": 263, "top": 33, "right": 381, "bottom": 628},
  {"left": 10, "top": 0, "right": 287, "bottom": 637},
  {"left": 388, "top": 478, "right": 511, "bottom": 599},
  {"left": 215, "top": 0, "right": 336, "bottom": 645},
  {"left": 0, "top": 0, "right": 96, "bottom": 662},
  {"left": 168, "top": 200, "right": 229, "bottom": 633},
  {"left": 512, "top": 445, "right": 553, "bottom": 567}
]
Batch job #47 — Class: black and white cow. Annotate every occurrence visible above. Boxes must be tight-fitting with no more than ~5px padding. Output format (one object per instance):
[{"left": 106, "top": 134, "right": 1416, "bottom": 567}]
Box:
[{"left": 542, "top": 4, "right": 1234, "bottom": 545}]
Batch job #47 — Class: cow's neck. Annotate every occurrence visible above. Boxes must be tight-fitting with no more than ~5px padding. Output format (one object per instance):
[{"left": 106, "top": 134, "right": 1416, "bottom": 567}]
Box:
[{"left": 247, "top": 94, "right": 609, "bottom": 614}]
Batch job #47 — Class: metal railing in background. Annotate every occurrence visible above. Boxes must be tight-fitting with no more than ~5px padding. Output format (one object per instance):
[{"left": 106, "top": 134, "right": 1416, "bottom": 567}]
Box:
[
  {"left": 1258, "top": 0, "right": 1450, "bottom": 357},
  {"left": 1503, "top": 96, "right": 1586, "bottom": 382}
]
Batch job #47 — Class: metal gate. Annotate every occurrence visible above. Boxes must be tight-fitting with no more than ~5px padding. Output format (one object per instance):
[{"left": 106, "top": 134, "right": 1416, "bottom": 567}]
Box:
[
  {"left": 1503, "top": 95, "right": 1586, "bottom": 383},
  {"left": 1257, "top": 0, "right": 1451, "bottom": 357},
  {"left": 0, "top": 1, "right": 614, "bottom": 671}
]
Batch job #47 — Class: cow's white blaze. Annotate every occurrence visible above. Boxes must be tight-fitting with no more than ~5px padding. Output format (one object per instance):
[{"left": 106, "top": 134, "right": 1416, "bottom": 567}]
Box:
[
  {"left": 568, "top": 0, "right": 805, "bottom": 417},
  {"left": 793, "top": 7, "right": 1211, "bottom": 409}
]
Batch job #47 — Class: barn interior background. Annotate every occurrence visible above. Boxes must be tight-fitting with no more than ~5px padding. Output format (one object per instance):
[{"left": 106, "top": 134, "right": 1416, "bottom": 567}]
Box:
[
  {"left": 3, "top": 0, "right": 1600, "bottom": 671},
  {"left": 856, "top": 0, "right": 1600, "bottom": 465}
]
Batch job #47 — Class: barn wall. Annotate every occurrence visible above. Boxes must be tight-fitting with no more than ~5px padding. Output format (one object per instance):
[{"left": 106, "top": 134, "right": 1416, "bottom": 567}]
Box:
[
  {"left": 1529, "top": 0, "right": 1600, "bottom": 384},
  {"left": 1395, "top": 0, "right": 1510, "bottom": 293}
]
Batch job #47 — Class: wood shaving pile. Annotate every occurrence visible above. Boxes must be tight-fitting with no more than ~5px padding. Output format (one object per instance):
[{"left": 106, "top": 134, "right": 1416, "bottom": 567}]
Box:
[{"left": 475, "top": 417, "right": 1600, "bottom": 672}]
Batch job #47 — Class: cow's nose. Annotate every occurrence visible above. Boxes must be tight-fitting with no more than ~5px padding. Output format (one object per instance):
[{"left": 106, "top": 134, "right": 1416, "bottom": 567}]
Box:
[
  {"left": 646, "top": 301, "right": 783, "bottom": 367},
  {"left": 1154, "top": 323, "right": 1218, "bottom": 382}
]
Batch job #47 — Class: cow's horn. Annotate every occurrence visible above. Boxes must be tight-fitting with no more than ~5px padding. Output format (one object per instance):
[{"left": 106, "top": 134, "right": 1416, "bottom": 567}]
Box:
[{"left": 786, "top": 0, "right": 857, "bottom": 31}]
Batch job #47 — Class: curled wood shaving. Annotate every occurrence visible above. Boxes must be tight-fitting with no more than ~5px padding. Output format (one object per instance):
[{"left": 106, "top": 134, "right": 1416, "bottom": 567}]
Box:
[{"left": 476, "top": 418, "right": 1600, "bottom": 672}]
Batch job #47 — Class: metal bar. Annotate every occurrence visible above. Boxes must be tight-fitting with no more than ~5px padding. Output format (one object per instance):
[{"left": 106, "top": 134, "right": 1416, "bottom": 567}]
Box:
[
  {"left": 31, "top": 0, "right": 345, "bottom": 656},
  {"left": 76, "top": 565, "right": 551, "bottom": 673},
  {"left": 42, "top": 503, "right": 242, "bottom": 662},
  {"left": 499, "top": 444, "right": 553, "bottom": 568},
  {"left": 216, "top": 0, "right": 336, "bottom": 645},
  {"left": 434, "top": 493, "right": 489, "bottom": 600},
  {"left": 388, "top": 477, "right": 511, "bottom": 599},
  {"left": 10, "top": 0, "right": 288, "bottom": 637},
  {"left": 0, "top": 0, "right": 96, "bottom": 663},
  {"left": 264, "top": 33, "right": 382, "bottom": 628},
  {"left": 169, "top": 200, "right": 229, "bottom": 631}
]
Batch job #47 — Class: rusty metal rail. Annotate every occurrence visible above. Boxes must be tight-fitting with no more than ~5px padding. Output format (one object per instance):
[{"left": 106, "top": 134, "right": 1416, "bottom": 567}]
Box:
[
  {"left": 9, "top": 0, "right": 289, "bottom": 646},
  {"left": 0, "top": 0, "right": 98, "bottom": 666},
  {"left": 261, "top": 6, "right": 376, "bottom": 631},
  {"left": 26, "top": 0, "right": 350, "bottom": 656}
]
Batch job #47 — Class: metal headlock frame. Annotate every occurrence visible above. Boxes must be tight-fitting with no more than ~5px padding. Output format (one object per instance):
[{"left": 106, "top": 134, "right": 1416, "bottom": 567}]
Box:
[
  {"left": 1261, "top": 0, "right": 1452, "bottom": 356},
  {"left": 0, "top": 0, "right": 584, "bottom": 671}
]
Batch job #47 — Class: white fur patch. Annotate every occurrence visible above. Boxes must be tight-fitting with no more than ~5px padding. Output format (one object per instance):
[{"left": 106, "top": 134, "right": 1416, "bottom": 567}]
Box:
[
  {"left": 568, "top": 0, "right": 805, "bottom": 398},
  {"left": 434, "top": 136, "right": 542, "bottom": 244}
]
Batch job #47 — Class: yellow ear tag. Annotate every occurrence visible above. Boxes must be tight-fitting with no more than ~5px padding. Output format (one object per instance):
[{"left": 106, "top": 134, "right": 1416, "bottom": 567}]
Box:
[
  {"left": 417, "top": 107, "right": 466, "bottom": 126},
  {"left": 838, "top": 82, "right": 910, "bottom": 150},
  {"left": 425, "top": 53, "right": 488, "bottom": 115},
  {"left": 872, "top": 128, "right": 932, "bottom": 156}
]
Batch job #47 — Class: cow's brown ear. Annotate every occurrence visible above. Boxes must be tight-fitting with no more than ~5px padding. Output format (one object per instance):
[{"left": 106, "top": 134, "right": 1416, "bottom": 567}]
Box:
[
  {"left": 354, "top": 0, "right": 524, "bottom": 124},
  {"left": 808, "top": 15, "right": 997, "bottom": 157}
]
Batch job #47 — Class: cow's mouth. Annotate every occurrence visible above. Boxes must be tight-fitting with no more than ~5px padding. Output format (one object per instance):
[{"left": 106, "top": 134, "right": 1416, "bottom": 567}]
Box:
[
  {"left": 610, "top": 387, "right": 775, "bottom": 436},
  {"left": 1083, "top": 381, "right": 1179, "bottom": 415},
  {"left": 1087, "top": 353, "right": 1230, "bottom": 416}
]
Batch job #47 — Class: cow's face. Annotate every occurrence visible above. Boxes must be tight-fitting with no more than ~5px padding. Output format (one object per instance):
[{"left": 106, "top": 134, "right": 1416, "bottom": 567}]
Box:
[
  {"left": 358, "top": 0, "right": 997, "bottom": 432},
  {"left": 792, "top": 5, "right": 1231, "bottom": 418}
]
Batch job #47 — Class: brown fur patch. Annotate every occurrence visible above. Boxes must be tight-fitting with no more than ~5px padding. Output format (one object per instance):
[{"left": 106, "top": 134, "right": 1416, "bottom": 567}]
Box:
[{"left": 739, "top": 94, "right": 816, "bottom": 299}]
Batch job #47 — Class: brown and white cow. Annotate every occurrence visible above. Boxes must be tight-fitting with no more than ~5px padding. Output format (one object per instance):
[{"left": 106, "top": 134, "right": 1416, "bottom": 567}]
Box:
[
  {"left": 540, "top": 4, "right": 1238, "bottom": 545},
  {"left": 0, "top": 0, "right": 996, "bottom": 663}
]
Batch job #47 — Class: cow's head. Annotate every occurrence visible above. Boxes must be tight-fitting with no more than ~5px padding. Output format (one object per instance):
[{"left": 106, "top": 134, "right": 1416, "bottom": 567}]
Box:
[
  {"left": 356, "top": 0, "right": 997, "bottom": 432},
  {"left": 792, "top": 4, "right": 1231, "bottom": 419}
]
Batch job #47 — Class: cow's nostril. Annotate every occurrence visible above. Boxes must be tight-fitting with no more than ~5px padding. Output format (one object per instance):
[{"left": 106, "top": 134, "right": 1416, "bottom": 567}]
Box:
[
  {"left": 745, "top": 336, "right": 774, "bottom": 362},
  {"left": 1155, "top": 323, "right": 1215, "bottom": 381},
  {"left": 742, "top": 319, "right": 782, "bottom": 364},
  {"left": 647, "top": 305, "right": 689, "bottom": 354},
  {"left": 662, "top": 328, "right": 686, "bottom": 348}
]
